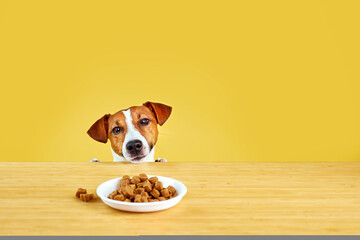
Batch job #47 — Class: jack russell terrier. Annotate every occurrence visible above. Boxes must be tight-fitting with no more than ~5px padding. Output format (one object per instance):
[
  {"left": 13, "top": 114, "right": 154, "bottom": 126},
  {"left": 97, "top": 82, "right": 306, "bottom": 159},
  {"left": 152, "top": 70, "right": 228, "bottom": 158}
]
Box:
[{"left": 87, "top": 101, "right": 172, "bottom": 163}]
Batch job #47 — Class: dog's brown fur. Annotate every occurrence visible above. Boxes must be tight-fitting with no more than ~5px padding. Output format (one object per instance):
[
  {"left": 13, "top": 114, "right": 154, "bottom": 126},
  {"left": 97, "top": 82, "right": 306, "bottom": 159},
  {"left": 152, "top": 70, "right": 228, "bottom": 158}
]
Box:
[{"left": 87, "top": 102, "right": 172, "bottom": 158}]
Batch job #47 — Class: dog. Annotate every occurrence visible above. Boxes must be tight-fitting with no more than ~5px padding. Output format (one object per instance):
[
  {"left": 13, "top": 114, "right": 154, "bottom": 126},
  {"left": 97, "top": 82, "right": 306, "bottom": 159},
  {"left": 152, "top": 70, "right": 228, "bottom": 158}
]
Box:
[{"left": 87, "top": 101, "right": 172, "bottom": 163}]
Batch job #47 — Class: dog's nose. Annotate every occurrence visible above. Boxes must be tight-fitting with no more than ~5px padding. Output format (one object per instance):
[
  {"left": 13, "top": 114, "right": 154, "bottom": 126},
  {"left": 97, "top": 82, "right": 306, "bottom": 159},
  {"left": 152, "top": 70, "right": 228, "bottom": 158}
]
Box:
[{"left": 126, "top": 140, "right": 143, "bottom": 155}]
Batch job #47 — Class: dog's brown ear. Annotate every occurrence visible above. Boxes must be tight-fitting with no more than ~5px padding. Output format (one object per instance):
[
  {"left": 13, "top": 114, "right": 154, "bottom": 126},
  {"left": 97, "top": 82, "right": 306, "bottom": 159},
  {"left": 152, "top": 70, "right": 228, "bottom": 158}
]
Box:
[
  {"left": 143, "top": 101, "right": 172, "bottom": 126},
  {"left": 87, "top": 114, "right": 110, "bottom": 143}
]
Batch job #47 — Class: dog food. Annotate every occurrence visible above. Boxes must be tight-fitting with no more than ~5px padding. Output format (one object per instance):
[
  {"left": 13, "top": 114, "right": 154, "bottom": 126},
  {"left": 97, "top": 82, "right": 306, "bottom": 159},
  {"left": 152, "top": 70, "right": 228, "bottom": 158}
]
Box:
[
  {"left": 149, "top": 176, "right": 158, "bottom": 184},
  {"left": 160, "top": 188, "right": 170, "bottom": 198},
  {"left": 76, "top": 188, "right": 87, "bottom": 198},
  {"left": 139, "top": 173, "right": 148, "bottom": 182},
  {"left": 76, "top": 188, "right": 95, "bottom": 202},
  {"left": 155, "top": 181, "right": 163, "bottom": 191},
  {"left": 80, "top": 193, "right": 94, "bottom": 202},
  {"left": 108, "top": 173, "right": 176, "bottom": 203},
  {"left": 167, "top": 185, "right": 176, "bottom": 195},
  {"left": 150, "top": 188, "right": 160, "bottom": 198}
]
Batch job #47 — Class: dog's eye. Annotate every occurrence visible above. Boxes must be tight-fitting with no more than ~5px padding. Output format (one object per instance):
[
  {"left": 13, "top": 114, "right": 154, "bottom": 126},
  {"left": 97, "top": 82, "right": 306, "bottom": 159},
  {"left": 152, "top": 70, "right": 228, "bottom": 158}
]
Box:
[
  {"left": 112, "top": 127, "right": 122, "bottom": 134},
  {"left": 139, "top": 118, "right": 150, "bottom": 126}
]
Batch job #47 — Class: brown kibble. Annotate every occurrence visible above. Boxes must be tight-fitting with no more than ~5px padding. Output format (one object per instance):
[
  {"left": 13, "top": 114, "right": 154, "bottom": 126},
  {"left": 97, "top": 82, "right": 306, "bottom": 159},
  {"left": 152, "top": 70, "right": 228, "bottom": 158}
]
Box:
[
  {"left": 143, "top": 180, "right": 152, "bottom": 192},
  {"left": 150, "top": 188, "right": 160, "bottom": 198},
  {"left": 76, "top": 188, "right": 87, "bottom": 198},
  {"left": 149, "top": 177, "right": 158, "bottom": 185},
  {"left": 161, "top": 188, "right": 170, "bottom": 198},
  {"left": 167, "top": 185, "right": 176, "bottom": 196},
  {"left": 134, "top": 188, "right": 145, "bottom": 194},
  {"left": 139, "top": 173, "right": 148, "bottom": 181},
  {"left": 80, "top": 193, "right": 94, "bottom": 202},
  {"left": 134, "top": 194, "right": 141, "bottom": 202},
  {"left": 140, "top": 195, "right": 148, "bottom": 202},
  {"left": 141, "top": 191, "right": 149, "bottom": 199},
  {"left": 119, "top": 186, "right": 126, "bottom": 196},
  {"left": 114, "top": 194, "right": 125, "bottom": 201},
  {"left": 149, "top": 198, "right": 159, "bottom": 202},
  {"left": 131, "top": 176, "right": 141, "bottom": 185},
  {"left": 108, "top": 174, "right": 175, "bottom": 202},
  {"left": 122, "top": 185, "right": 134, "bottom": 198},
  {"left": 155, "top": 181, "right": 163, "bottom": 191},
  {"left": 120, "top": 178, "right": 129, "bottom": 187},
  {"left": 108, "top": 190, "right": 118, "bottom": 199},
  {"left": 119, "top": 185, "right": 125, "bottom": 193}
]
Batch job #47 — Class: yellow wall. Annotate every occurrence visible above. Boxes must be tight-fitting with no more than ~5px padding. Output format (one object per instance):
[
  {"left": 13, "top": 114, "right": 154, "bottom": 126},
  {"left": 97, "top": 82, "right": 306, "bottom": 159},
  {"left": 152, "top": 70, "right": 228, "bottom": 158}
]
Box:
[{"left": 0, "top": 1, "right": 359, "bottom": 162}]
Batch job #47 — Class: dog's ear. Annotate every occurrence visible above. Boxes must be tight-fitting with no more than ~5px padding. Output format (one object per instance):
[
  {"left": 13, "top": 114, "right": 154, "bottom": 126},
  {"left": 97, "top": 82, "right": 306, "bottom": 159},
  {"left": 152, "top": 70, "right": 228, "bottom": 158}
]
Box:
[
  {"left": 87, "top": 114, "right": 111, "bottom": 143},
  {"left": 143, "top": 101, "right": 172, "bottom": 126}
]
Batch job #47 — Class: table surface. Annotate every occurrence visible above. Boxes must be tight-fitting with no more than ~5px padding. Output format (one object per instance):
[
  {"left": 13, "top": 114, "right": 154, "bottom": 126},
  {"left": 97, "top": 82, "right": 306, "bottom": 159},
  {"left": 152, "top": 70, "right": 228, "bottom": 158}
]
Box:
[{"left": 0, "top": 162, "right": 359, "bottom": 235}]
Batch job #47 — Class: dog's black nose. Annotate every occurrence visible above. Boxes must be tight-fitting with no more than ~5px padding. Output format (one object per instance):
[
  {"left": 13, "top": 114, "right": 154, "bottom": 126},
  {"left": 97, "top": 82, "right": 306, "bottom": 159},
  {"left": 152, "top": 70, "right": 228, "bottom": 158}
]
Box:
[{"left": 126, "top": 140, "right": 143, "bottom": 155}]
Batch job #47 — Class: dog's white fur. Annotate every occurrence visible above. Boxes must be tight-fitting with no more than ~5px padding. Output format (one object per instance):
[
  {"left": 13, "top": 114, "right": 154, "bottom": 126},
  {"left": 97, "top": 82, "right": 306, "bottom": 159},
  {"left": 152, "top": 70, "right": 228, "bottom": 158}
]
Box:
[
  {"left": 111, "top": 146, "right": 155, "bottom": 163},
  {"left": 120, "top": 109, "right": 152, "bottom": 163},
  {"left": 90, "top": 108, "right": 166, "bottom": 163}
]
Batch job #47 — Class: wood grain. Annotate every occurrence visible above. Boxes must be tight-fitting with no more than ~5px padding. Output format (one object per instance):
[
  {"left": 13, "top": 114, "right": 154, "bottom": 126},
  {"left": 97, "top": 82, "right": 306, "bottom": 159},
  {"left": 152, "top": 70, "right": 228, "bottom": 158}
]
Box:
[{"left": 0, "top": 162, "right": 359, "bottom": 235}]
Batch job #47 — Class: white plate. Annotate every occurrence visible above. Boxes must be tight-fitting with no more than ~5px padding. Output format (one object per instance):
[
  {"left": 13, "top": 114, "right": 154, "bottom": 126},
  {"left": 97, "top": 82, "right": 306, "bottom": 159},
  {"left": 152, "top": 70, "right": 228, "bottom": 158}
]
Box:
[{"left": 96, "top": 175, "right": 187, "bottom": 212}]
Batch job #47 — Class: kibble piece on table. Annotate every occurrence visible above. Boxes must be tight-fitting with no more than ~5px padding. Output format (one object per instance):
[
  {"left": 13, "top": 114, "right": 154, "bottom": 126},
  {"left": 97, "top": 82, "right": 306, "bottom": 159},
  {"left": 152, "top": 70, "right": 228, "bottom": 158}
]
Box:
[
  {"left": 80, "top": 193, "right": 94, "bottom": 202},
  {"left": 76, "top": 188, "right": 87, "bottom": 198}
]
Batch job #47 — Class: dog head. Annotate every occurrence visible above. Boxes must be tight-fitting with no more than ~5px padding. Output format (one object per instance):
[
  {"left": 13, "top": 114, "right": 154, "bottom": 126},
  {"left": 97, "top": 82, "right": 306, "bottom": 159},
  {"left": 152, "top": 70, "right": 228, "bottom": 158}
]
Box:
[{"left": 87, "top": 101, "right": 172, "bottom": 163}]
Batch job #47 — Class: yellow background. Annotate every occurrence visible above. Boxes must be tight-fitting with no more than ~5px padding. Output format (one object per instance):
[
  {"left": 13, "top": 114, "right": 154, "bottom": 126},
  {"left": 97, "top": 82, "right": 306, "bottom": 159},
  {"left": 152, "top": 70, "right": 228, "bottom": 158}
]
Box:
[{"left": 0, "top": 1, "right": 359, "bottom": 162}]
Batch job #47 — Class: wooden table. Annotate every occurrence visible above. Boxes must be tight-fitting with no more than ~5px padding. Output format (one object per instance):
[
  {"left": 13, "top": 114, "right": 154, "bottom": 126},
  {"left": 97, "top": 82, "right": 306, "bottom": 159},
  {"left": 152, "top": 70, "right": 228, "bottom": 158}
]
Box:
[{"left": 0, "top": 162, "right": 359, "bottom": 235}]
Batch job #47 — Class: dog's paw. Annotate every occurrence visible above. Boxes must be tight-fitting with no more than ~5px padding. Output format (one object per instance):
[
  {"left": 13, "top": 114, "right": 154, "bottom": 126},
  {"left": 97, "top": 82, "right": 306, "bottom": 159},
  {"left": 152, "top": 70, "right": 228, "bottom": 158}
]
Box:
[
  {"left": 89, "top": 158, "right": 101, "bottom": 162},
  {"left": 155, "top": 158, "right": 167, "bottom": 162}
]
